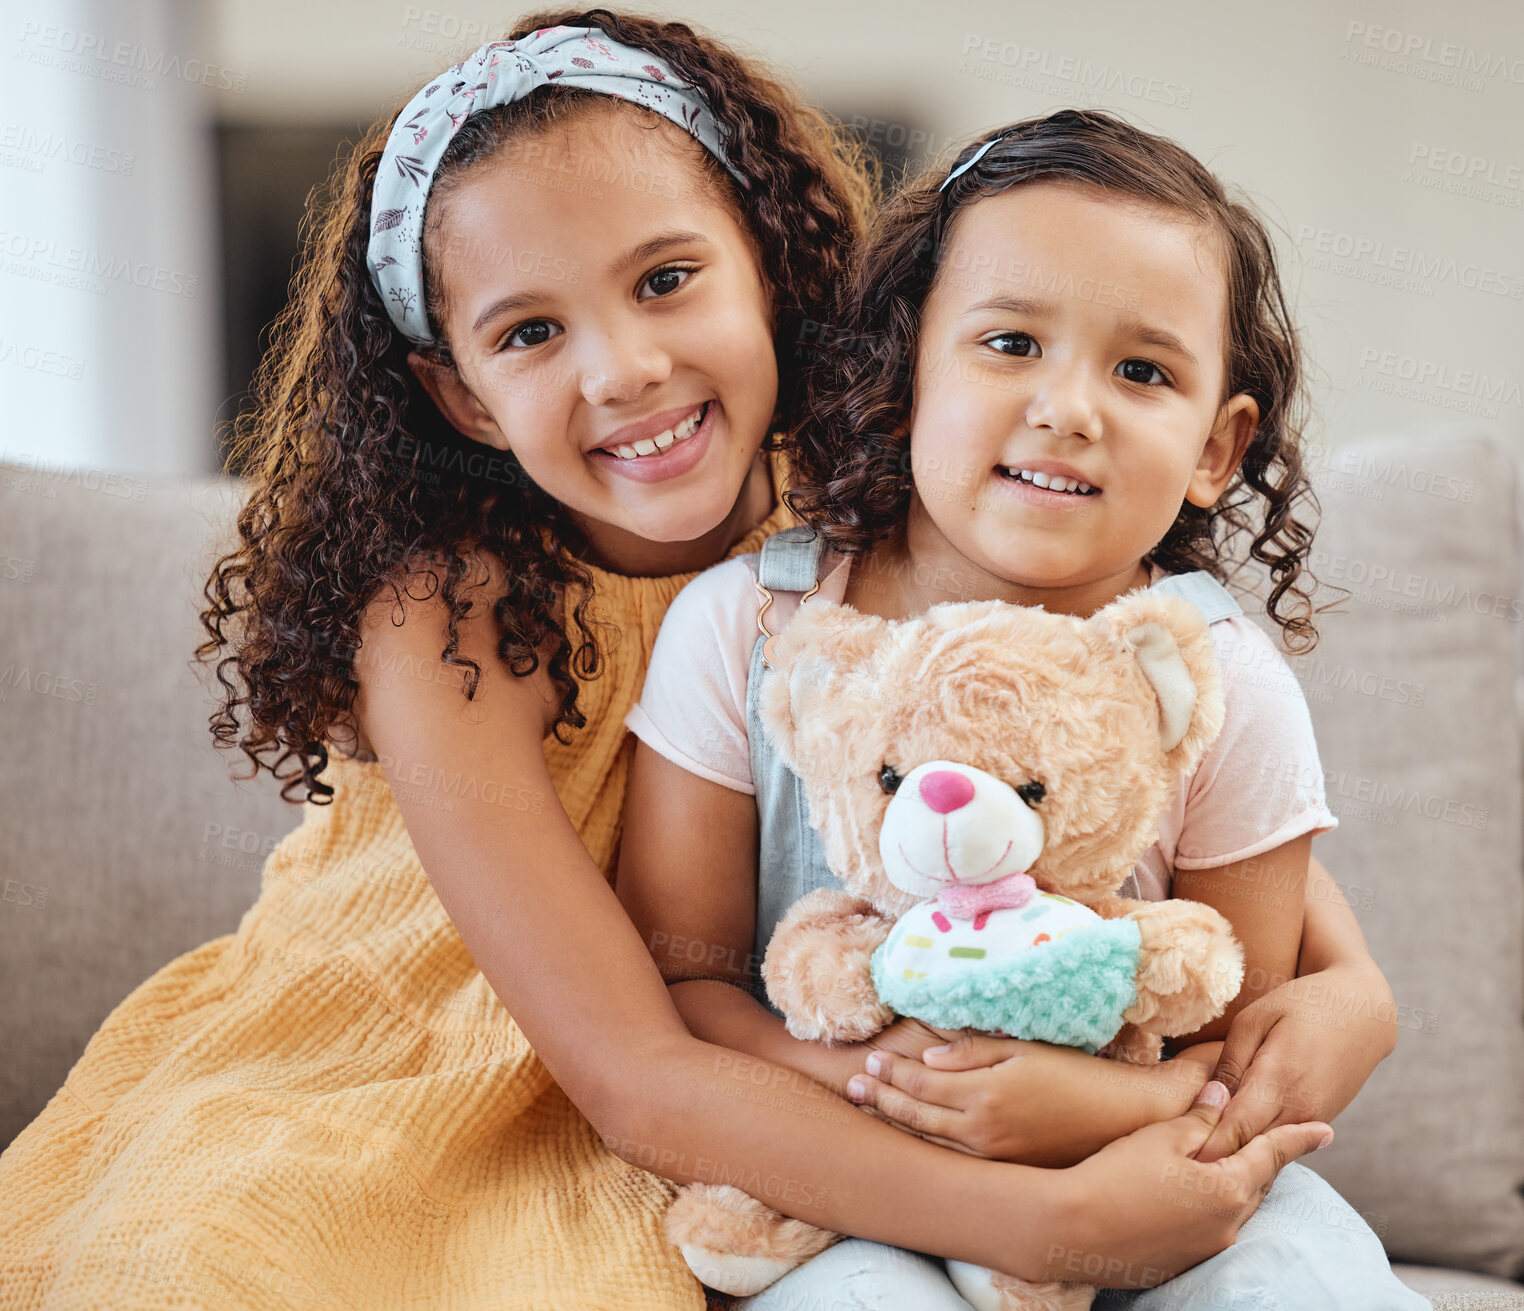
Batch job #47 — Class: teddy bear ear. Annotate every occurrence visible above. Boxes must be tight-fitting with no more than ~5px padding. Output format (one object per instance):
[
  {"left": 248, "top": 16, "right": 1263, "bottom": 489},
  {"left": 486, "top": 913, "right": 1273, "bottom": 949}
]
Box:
[
  {"left": 758, "top": 602, "right": 890, "bottom": 767},
  {"left": 1087, "top": 593, "right": 1225, "bottom": 773}
]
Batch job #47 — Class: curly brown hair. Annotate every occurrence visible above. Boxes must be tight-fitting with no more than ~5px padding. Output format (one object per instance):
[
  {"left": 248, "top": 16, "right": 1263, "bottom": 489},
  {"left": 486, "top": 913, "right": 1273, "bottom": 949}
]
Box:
[
  {"left": 198, "top": 8, "right": 875, "bottom": 803},
  {"left": 784, "top": 108, "right": 1330, "bottom": 652}
]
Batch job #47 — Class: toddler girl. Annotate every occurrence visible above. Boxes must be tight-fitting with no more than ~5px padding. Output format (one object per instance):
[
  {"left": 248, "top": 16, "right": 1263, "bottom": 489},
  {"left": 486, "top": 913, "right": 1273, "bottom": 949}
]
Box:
[{"left": 621, "top": 109, "right": 1425, "bottom": 1309}]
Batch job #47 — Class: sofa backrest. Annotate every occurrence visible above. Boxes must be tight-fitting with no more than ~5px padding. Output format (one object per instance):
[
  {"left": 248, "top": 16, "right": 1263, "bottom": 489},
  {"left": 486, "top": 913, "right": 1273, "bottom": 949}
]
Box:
[
  {"left": 0, "top": 465, "right": 299, "bottom": 1148},
  {"left": 1238, "top": 430, "right": 1524, "bottom": 1279}
]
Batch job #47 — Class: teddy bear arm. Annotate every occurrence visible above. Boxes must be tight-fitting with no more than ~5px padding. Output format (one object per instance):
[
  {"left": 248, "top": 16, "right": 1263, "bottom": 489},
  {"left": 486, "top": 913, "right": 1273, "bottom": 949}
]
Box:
[
  {"left": 1089, "top": 892, "right": 1147, "bottom": 921},
  {"left": 1112, "top": 896, "right": 1246, "bottom": 1037},
  {"left": 761, "top": 887, "right": 896, "bottom": 1044}
]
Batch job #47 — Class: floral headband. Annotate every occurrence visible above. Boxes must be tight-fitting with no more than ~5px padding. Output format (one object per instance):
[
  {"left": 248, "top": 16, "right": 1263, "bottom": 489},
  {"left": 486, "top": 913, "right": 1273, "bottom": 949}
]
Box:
[{"left": 368, "top": 26, "right": 745, "bottom": 347}]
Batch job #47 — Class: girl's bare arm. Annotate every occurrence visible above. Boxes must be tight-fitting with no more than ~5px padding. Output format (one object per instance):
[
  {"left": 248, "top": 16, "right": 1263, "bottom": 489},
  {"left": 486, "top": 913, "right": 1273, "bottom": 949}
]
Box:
[
  {"left": 1193, "top": 854, "right": 1398, "bottom": 1162},
  {"left": 1297, "top": 854, "right": 1388, "bottom": 976},
  {"left": 1167, "top": 834, "right": 1311, "bottom": 1044}
]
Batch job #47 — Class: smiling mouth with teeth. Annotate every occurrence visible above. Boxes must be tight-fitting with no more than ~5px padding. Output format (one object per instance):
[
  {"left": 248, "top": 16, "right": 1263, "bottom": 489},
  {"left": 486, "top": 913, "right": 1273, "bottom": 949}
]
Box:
[
  {"left": 998, "top": 466, "right": 1098, "bottom": 496},
  {"left": 602, "top": 402, "right": 709, "bottom": 460}
]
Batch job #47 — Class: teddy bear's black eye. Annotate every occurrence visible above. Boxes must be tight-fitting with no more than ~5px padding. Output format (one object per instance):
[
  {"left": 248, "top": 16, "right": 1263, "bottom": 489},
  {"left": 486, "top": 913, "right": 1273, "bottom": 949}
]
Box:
[
  {"left": 879, "top": 764, "right": 904, "bottom": 795},
  {"left": 1017, "top": 779, "right": 1046, "bottom": 806}
]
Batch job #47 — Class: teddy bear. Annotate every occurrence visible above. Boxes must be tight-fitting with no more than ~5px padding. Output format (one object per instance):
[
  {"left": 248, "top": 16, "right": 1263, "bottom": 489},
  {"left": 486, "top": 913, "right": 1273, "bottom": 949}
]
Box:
[{"left": 665, "top": 588, "right": 1246, "bottom": 1311}]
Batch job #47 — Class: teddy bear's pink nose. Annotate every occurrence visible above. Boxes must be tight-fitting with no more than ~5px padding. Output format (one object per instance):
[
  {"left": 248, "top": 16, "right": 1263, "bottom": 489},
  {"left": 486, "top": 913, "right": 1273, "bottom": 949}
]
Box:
[{"left": 918, "top": 770, "right": 975, "bottom": 814}]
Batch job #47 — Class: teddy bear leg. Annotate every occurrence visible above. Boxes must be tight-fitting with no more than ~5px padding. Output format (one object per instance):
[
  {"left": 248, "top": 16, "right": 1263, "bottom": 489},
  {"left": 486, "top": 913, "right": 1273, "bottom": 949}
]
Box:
[
  {"left": 665, "top": 1182, "right": 839, "bottom": 1296},
  {"left": 947, "top": 1261, "right": 1095, "bottom": 1311},
  {"left": 1119, "top": 898, "right": 1245, "bottom": 1038},
  {"left": 1098, "top": 1021, "right": 1164, "bottom": 1066}
]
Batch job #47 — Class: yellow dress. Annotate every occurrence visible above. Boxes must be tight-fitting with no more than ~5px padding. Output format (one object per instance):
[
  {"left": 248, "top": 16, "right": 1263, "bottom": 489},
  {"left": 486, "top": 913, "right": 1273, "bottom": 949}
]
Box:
[{"left": 0, "top": 498, "right": 792, "bottom": 1310}]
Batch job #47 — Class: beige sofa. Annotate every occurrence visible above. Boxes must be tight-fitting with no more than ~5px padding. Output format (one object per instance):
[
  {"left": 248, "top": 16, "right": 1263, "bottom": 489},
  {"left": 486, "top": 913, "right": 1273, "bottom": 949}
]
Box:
[{"left": 2, "top": 431, "right": 1522, "bottom": 1305}]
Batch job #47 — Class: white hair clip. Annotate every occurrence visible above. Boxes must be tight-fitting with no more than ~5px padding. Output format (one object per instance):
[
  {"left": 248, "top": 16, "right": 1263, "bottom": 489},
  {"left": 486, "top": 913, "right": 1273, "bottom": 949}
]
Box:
[{"left": 938, "top": 133, "right": 1006, "bottom": 193}]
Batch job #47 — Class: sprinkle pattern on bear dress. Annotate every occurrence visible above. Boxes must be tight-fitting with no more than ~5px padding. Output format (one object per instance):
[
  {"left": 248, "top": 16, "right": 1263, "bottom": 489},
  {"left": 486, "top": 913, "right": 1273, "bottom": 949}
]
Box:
[{"left": 872, "top": 892, "right": 1143, "bottom": 1053}]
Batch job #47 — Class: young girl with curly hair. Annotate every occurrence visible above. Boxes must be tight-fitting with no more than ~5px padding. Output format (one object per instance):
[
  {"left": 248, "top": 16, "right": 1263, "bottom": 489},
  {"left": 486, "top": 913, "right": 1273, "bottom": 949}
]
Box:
[
  {"left": 0, "top": 20, "right": 1334, "bottom": 1311},
  {"left": 622, "top": 110, "right": 1424, "bottom": 1308}
]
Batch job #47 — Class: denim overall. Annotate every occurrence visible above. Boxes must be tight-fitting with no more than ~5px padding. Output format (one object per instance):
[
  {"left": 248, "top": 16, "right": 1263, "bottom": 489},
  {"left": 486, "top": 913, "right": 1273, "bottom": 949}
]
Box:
[{"left": 736, "top": 526, "right": 1429, "bottom": 1311}]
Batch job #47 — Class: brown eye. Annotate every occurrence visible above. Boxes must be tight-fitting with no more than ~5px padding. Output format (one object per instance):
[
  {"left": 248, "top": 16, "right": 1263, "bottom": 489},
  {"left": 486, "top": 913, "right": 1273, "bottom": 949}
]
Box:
[
  {"left": 1017, "top": 780, "right": 1046, "bottom": 806},
  {"left": 879, "top": 765, "right": 904, "bottom": 795}
]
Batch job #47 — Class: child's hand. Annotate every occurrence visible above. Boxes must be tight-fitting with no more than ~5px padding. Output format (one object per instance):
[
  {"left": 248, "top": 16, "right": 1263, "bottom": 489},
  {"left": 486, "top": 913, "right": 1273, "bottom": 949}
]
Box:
[
  {"left": 1044, "top": 1080, "right": 1334, "bottom": 1286},
  {"left": 846, "top": 1035, "right": 1086, "bottom": 1160},
  {"left": 1193, "top": 962, "right": 1398, "bottom": 1164},
  {"left": 861, "top": 1015, "right": 968, "bottom": 1063},
  {"left": 845, "top": 1034, "right": 1207, "bottom": 1165},
  {"left": 800, "top": 1016, "right": 965, "bottom": 1102}
]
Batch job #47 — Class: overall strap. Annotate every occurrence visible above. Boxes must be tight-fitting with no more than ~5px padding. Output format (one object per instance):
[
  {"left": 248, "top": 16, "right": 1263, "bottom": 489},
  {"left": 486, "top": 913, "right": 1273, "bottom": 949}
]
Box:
[
  {"left": 758, "top": 524, "right": 825, "bottom": 589},
  {"left": 1147, "top": 569, "right": 1243, "bottom": 624},
  {"left": 756, "top": 526, "right": 827, "bottom": 668},
  {"left": 747, "top": 525, "right": 843, "bottom": 1012}
]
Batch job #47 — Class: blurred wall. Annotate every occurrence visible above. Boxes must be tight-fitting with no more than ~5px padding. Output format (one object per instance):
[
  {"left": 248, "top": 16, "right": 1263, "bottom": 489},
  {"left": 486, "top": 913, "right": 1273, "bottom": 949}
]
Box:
[
  {"left": 212, "top": 0, "right": 1522, "bottom": 459},
  {"left": 2, "top": 0, "right": 1520, "bottom": 476},
  {"left": 1, "top": 0, "right": 224, "bottom": 475}
]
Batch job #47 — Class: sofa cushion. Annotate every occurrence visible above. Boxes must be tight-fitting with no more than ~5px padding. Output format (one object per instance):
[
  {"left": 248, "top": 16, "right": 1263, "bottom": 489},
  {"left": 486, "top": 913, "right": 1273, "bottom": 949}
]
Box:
[
  {"left": 1393, "top": 1262, "right": 1524, "bottom": 1302},
  {"left": 1240, "top": 431, "right": 1524, "bottom": 1280},
  {"left": 0, "top": 466, "right": 300, "bottom": 1148}
]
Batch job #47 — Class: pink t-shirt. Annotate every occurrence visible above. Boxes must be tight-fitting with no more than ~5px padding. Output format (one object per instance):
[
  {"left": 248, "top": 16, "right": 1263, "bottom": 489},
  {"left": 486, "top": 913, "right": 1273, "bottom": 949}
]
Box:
[{"left": 626, "top": 551, "right": 1337, "bottom": 900}]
